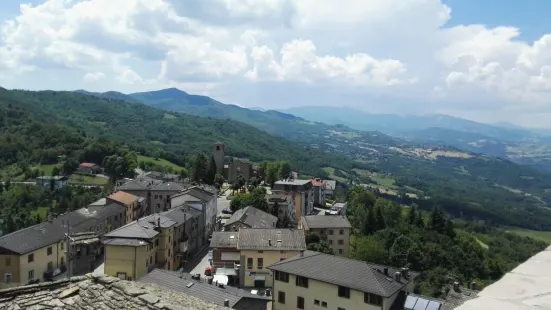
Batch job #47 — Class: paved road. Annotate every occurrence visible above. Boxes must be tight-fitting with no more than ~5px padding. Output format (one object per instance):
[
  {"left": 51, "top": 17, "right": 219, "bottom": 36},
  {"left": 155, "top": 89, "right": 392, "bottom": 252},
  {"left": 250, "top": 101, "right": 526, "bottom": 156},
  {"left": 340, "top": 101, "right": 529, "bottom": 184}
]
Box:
[
  {"left": 189, "top": 250, "right": 211, "bottom": 279},
  {"left": 217, "top": 191, "right": 231, "bottom": 216}
]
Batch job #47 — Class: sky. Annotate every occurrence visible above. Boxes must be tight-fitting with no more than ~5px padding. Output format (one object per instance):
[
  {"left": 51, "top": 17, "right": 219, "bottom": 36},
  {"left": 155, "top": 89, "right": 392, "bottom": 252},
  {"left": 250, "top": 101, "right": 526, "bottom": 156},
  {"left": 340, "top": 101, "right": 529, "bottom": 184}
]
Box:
[{"left": 1, "top": 0, "right": 551, "bottom": 128}]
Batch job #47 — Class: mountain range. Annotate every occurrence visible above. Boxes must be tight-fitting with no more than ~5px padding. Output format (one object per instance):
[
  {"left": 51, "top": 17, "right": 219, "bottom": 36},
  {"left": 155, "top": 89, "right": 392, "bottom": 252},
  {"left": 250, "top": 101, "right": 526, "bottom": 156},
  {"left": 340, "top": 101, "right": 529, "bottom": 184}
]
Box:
[{"left": 70, "top": 87, "right": 551, "bottom": 230}]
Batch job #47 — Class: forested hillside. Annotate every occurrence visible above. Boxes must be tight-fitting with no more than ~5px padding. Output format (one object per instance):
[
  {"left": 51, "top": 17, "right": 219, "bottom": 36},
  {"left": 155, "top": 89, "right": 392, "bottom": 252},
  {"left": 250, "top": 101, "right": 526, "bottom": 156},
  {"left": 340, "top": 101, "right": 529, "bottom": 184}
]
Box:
[{"left": 0, "top": 88, "right": 363, "bottom": 179}]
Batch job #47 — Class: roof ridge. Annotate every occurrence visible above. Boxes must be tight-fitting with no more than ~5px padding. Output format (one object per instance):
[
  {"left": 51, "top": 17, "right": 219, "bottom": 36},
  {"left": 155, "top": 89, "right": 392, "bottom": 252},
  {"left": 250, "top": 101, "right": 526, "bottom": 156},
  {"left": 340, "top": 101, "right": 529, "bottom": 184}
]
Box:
[{"left": 271, "top": 252, "right": 321, "bottom": 267}]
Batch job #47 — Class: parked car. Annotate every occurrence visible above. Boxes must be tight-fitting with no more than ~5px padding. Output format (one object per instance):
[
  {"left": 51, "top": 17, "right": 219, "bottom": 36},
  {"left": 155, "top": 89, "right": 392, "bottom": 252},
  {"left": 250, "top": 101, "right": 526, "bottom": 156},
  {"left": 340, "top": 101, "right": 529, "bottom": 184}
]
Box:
[{"left": 222, "top": 209, "right": 233, "bottom": 214}]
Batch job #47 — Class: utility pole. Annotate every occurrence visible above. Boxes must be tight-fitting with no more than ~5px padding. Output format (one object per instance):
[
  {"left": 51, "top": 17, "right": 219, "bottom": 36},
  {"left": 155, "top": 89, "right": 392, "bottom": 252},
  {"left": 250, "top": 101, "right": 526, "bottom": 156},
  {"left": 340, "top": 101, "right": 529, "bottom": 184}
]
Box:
[{"left": 65, "top": 221, "right": 75, "bottom": 279}]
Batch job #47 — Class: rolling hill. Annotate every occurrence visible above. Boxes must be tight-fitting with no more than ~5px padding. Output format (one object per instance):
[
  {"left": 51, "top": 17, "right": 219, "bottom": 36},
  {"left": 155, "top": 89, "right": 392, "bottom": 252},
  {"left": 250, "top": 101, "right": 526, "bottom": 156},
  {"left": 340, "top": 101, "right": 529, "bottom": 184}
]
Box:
[
  {"left": 1, "top": 88, "right": 359, "bottom": 179},
  {"left": 76, "top": 87, "right": 551, "bottom": 230}
]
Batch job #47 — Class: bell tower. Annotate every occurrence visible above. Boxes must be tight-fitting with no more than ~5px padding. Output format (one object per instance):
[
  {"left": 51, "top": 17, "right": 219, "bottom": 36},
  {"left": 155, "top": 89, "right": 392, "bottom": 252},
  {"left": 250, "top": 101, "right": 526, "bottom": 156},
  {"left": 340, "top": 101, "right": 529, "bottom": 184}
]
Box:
[{"left": 213, "top": 142, "right": 225, "bottom": 174}]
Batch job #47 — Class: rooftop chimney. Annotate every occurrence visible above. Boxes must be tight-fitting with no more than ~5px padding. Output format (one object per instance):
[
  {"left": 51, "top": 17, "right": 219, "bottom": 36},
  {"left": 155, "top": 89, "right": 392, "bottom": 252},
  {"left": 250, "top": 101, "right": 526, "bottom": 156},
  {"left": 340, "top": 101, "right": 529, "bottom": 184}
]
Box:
[
  {"left": 223, "top": 299, "right": 230, "bottom": 307},
  {"left": 157, "top": 217, "right": 161, "bottom": 228},
  {"left": 453, "top": 281, "right": 460, "bottom": 292},
  {"left": 394, "top": 271, "right": 401, "bottom": 282},
  {"left": 401, "top": 267, "right": 409, "bottom": 279}
]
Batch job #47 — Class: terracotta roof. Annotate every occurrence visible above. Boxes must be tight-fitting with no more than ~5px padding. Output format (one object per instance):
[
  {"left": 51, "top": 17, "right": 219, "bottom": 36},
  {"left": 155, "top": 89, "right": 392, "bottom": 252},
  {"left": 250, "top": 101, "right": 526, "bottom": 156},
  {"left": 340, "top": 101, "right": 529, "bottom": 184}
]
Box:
[
  {"left": 79, "top": 162, "right": 97, "bottom": 168},
  {"left": 311, "top": 178, "right": 325, "bottom": 186},
  {"left": 108, "top": 191, "right": 140, "bottom": 205}
]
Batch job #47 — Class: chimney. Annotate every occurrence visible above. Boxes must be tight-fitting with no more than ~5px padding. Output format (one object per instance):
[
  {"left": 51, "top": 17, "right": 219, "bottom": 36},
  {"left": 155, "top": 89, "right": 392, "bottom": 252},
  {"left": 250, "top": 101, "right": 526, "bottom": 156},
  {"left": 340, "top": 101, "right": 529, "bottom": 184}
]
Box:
[
  {"left": 470, "top": 281, "right": 477, "bottom": 291},
  {"left": 157, "top": 217, "right": 161, "bottom": 228},
  {"left": 384, "top": 267, "right": 388, "bottom": 276},
  {"left": 223, "top": 299, "right": 230, "bottom": 307},
  {"left": 394, "top": 271, "right": 401, "bottom": 282},
  {"left": 268, "top": 239, "right": 272, "bottom": 246},
  {"left": 300, "top": 250, "right": 304, "bottom": 257},
  {"left": 453, "top": 281, "right": 460, "bottom": 292},
  {"left": 401, "top": 267, "right": 409, "bottom": 279}
]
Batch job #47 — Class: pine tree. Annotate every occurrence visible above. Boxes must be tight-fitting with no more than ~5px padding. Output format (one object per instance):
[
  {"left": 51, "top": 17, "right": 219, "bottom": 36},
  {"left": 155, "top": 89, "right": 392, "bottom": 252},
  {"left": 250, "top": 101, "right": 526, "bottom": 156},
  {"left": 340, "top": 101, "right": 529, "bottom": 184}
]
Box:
[
  {"left": 408, "top": 207, "right": 417, "bottom": 225},
  {"left": 374, "top": 204, "right": 386, "bottom": 231},
  {"left": 364, "top": 206, "right": 376, "bottom": 235},
  {"left": 428, "top": 207, "right": 446, "bottom": 233},
  {"left": 205, "top": 156, "right": 217, "bottom": 185},
  {"left": 191, "top": 154, "right": 208, "bottom": 183}
]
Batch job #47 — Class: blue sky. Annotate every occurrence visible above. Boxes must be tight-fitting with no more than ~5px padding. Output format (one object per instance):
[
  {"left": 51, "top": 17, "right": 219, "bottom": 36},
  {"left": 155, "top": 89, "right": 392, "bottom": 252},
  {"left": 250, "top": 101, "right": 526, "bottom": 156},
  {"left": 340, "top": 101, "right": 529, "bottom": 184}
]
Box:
[
  {"left": 1, "top": 0, "right": 551, "bottom": 128},
  {"left": 443, "top": 0, "right": 551, "bottom": 42}
]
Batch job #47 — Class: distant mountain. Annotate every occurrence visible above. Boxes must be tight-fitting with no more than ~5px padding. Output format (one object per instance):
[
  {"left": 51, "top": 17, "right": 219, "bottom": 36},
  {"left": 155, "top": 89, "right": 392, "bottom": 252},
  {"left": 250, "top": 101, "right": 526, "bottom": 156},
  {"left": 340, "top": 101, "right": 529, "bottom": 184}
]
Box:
[
  {"left": 280, "top": 106, "right": 533, "bottom": 141},
  {"left": 71, "top": 87, "right": 551, "bottom": 229}
]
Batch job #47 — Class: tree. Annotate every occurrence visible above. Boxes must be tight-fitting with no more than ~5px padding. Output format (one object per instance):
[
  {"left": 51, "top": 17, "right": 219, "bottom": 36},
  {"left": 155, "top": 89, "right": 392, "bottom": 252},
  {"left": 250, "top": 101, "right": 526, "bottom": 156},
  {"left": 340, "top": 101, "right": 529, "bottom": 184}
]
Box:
[
  {"left": 191, "top": 153, "right": 208, "bottom": 183},
  {"left": 179, "top": 168, "right": 189, "bottom": 181},
  {"left": 364, "top": 207, "right": 376, "bottom": 235},
  {"left": 277, "top": 212, "right": 291, "bottom": 228},
  {"left": 307, "top": 242, "right": 334, "bottom": 255},
  {"left": 408, "top": 206, "right": 417, "bottom": 225},
  {"left": 428, "top": 207, "right": 447, "bottom": 234},
  {"left": 230, "top": 194, "right": 250, "bottom": 212},
  {"left": 389, "top": 235, "right": 414, "bottom": 267},
  {"left": 278, "top": 161, "right": 292, "bottom": 179},
  {"left": 236, "top": 174, "right": 246, "bottom": 192},
  {"left": 248, "top": 187, "right": 268, "bottom": 212},
  {"left": 214, "top": 174, "right": 225, "bottom": 190},
  {"left": 51, "top": 166, "right": 60, "bottom": 177},
  {"left": 374, "top": 204, "right": 386, "bottom": 231},
  {"left": 271, "top": 201, "right": 280, "bottom": 218},
  {"left": 205, "top": 156, "right": 217, "bottom": 185},
  {"left": 61, "top": 157, "right": 79, "bottom": 175},
  {"left": 265, "top": 162, "right": 279, "bottom": 187},
  {"left": 305, "top": 232, "right": 321, "bottom": 245},
  {"left": 353, "top": 236, "right": 389, "bottom": 264}
]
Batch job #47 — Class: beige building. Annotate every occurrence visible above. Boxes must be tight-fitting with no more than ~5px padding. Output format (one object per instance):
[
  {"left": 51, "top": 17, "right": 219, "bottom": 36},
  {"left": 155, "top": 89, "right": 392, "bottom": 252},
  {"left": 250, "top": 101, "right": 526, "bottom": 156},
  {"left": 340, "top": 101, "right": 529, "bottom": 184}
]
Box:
[
  {"left": 272, "top": 179, "right": 314, "bottom": 222},
  {"left": 269, "top": 251, "right": 418, "bottom": 310},
  {"left": 237, "top": 228, "right": 306, "bottom": 288},
  {"left": 102, "top": 214, "right": 176, "bottom": 281},
  {"left": 0, "top": 203, "right": 125, "bottom": 288},
  {"left": 298, "top": 215, "right": 352, "bottom": 257},
  {"left": 117, "top": 177, "right": 186, "bottom": 214},
  {"left": 107, "top": 191, "right": 146, "bottom": 223}
]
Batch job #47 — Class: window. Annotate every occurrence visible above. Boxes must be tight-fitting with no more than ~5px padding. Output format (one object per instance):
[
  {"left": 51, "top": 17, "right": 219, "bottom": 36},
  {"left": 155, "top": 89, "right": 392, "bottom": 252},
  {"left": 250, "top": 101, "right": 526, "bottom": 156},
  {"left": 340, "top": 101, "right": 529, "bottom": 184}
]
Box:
[
  {"left": 257, "top": 250, "right": 264, "bottom": 253},
  {"left": 247, "top": 258, "right": 253, "bottom": 269},
  {"left": 339, "top": 249, "right": 343, "bottom": 255},
  {"left": 278, "top": 291, "right": 286, "bottom": 304},
  {"left": 275, "top": 271, "right": 289, "bottom": 282},
  {"left": 5, "top": 258, "right": 11, "bottom": 267},
  {"left": 314, "top": 299, "right": 320, "bottom": 306},
  {"left": 339, "top": 229, "right": 344, "bottom": 235},
  {"left": 338, "top": 308, "right": 346, "bottom": 310},
  {"left": 150, "top": 256, "right": 153, "bottom": 264},
  {"left": 364, "top": 293, "right": 383, "bottom": 306},
  {"left": 168, "top": 236, "right": 171, "bottom": 243},
  {"left": 154, "top": 195, "right": 158, "bottom": 199},
  {"left": 47, "top": 262, "right": 53, "bottom": 271},
  {"left": 329, "top": 240, "right": 333, "bottom": 245},
  {"left": 146, "top": 260, "right": 148, "bottom": 267},
  {"left": 28, "top": 254, "right": 34, "bottom": 263},
  {"left": 296, "top": 276, "right": 309, "bottom": 288},
  {"left": 321, "top": 301, "right": 327, "bottom": 307},
  {"left": 338, "top": 286, "right": 350, "bottom": 298},
  {"left": 155, "top": 239, "right": 159, "bottom": 247},
  {"left": 338, "top": 240, "right": 344, "bottom": 245},
  {"left": 47, "top": 247, "right": 53, "bottom": 255},
  {"left": 257, "top": 258, "right": 264, "bottom": 269},
  {"left": 28, "top": 269, "right": 34, "bottom": 280},
  {"left": 60, "top": 242, "right": 64, "bottom": 250},
  {"left": 297, "top": 296, "right": 305, "bottom": 309},
  {"left": 4, "top": 273, "right": 12, "bottom": 284},
  {"left": 328, "top": 229, "right": 334, "bottom": 235}
]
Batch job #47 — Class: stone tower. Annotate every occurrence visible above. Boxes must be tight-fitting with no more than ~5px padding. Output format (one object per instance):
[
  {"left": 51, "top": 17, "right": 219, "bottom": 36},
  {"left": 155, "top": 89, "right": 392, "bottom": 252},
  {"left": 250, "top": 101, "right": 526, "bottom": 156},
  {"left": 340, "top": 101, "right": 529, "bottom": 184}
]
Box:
[{"left": 213, "top": 142, "right": 225, "bottom": 174}]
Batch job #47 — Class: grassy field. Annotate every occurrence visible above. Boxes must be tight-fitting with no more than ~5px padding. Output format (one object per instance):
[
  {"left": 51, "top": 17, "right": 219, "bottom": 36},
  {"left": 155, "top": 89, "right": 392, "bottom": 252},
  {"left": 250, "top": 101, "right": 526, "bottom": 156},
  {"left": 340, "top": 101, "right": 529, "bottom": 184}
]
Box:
[
  {"left": 33, "top": 163, "right": 62, "bottom": 175},
  {"left": 505, "top": 227, "right": 551, "bottom": 244},
  {"left": 322, "top": 167, "right": 348, "bottom": 183},
  {"left": 69, "top": 174, "right": 109, "bottom": 185},
  {"left": 137, "top": 155, "right": 185, "bottom": 171}
]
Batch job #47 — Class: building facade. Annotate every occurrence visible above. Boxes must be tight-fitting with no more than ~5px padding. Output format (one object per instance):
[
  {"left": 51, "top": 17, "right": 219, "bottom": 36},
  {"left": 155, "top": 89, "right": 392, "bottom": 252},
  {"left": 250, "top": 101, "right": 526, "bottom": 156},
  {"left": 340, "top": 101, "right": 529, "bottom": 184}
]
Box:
[
  {"left": 272, "top": 179, "right": 314, "bottom": 222},
  {"left": 226, "top": 159, "right": 254, "bottom": 184},
  {"left": 117, "top": 177, "right": 186, "bottom": 214},
  {"left": 237, "top": 229, "right": 306, "bottom": 288},
  {"left": 171, "top": 187, "right": 217, "bottom": 242},
  {"left": 311, "top": 178, "right": 326, "bottom": 207},
  {"left": 298, "top": 216, "right": 352, "bottom": 257},
  {"left": 269, "top": 251, "right": 418, "bottom": 310},
  {"left": 107, "top": 191, "right": 146, "bottom": 224},
  {"left": 102, "top": 214, "right": 176, "bottom": 281}
]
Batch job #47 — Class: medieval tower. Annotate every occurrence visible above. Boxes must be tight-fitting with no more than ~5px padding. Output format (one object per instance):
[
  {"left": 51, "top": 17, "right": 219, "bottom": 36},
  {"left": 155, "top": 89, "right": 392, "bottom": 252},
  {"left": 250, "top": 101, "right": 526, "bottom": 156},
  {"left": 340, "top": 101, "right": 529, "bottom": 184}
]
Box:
[{"left": 213, "top": 142, "right": 225, "bottom": 174}]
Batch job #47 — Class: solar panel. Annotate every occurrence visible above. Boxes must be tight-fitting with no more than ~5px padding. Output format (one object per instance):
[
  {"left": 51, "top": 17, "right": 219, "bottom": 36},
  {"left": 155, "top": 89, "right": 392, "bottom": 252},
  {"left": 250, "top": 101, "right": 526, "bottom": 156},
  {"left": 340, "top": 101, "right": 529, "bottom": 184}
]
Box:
[
  {"left": 426, "top": 300, "right": 442, "bottom": 310},
  {"left": 413, "top": 297, "right": 430, "bottom": 310},
  {"left": 404, "top": 296, "right": 419, "bottom": 309}
]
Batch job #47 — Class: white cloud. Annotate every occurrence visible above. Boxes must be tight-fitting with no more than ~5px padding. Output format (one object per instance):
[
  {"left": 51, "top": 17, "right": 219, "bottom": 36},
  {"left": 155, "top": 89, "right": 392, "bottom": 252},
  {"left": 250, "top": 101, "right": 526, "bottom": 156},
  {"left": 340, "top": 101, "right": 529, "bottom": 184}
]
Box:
[
  {"left": 83, "top": 71, "right": 105, "bottom": 82},
  {"left": 1, "top": 0, "right": 551, "bottom": 127}
]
